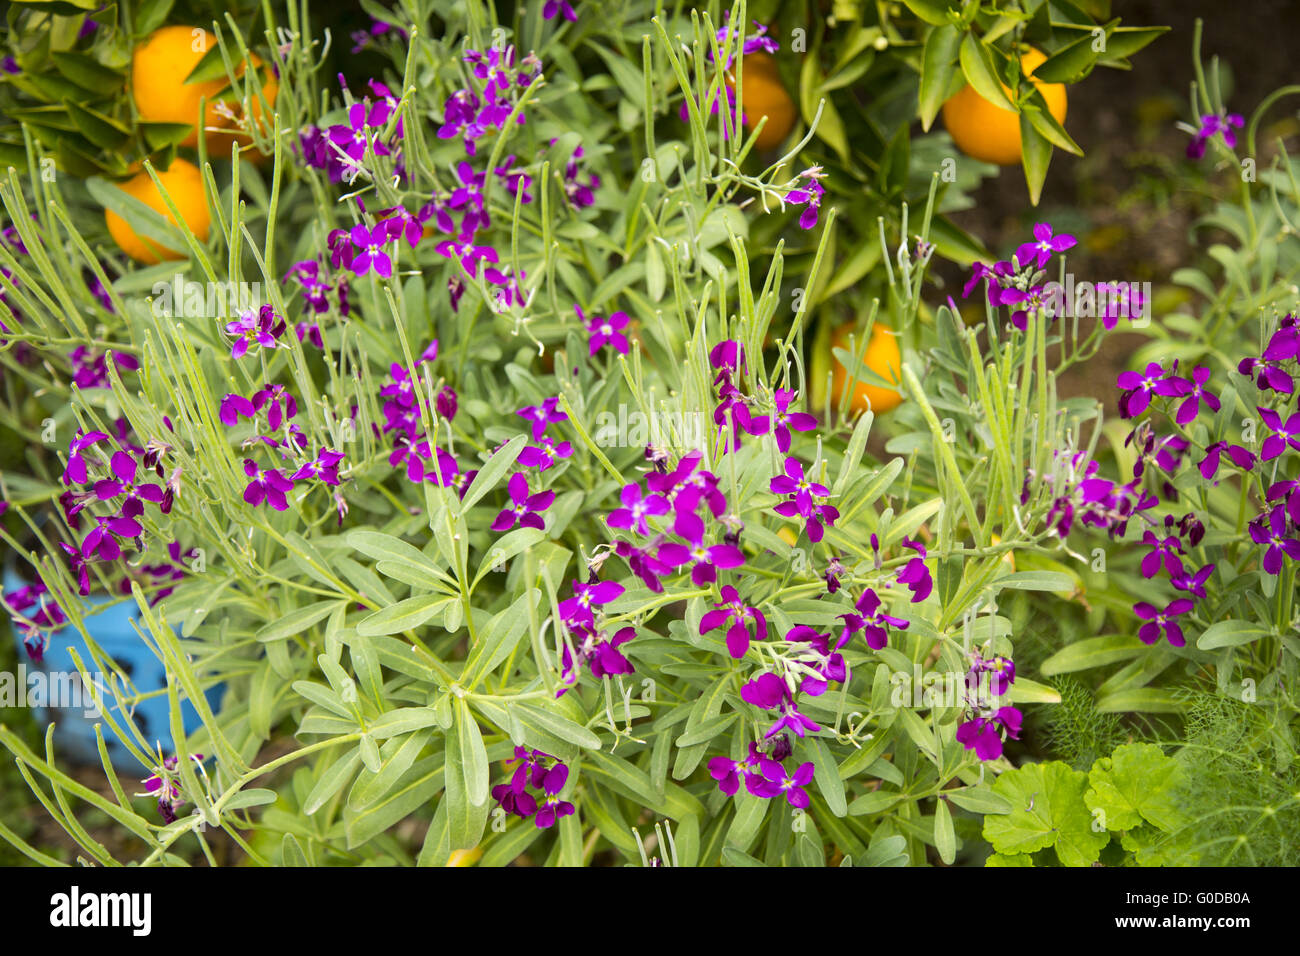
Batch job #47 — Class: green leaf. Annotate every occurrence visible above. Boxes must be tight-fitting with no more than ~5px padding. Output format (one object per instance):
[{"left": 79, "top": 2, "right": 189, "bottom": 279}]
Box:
[
  {"left": 805, "top": 736, "right": 847, "bottom": 818},
  {"left": 919, "top": 25, "right": 962, "bottom": 131},
  {"left": 1085, "top": 743, "right": 1187, "bottom": 832},
  {"left": 1029, "top": 31, "right": 1102, "bottom": 83},
  {"left": 1018, "top": 111, "right": 1053, "bottom": 207},
  {"left": 958, "top": 33, "right": 1015, "bottom": 112},
  {"left": 64, "top": 100, "right": 130, "bottom": 149},
  {"left": 1041, "top": 634, "right": 1147, "bottom": 674},
  {"left": 455, "top": 698, "right": 490, "bottom": 807},
  {"left": 366, "top": 707, "right": 440, "bottom": 740},
  {"left": 460, "top": 435, "right": 526, "bottom": 511},
  {"left": 848, "top": 790, "right": 904, "bottom": 816},
  {"left": 946, "top": 786, "right": 1012, "bottom": 815},
  {"left": 1197, "top": 620, "right": 1270, "bottom": 650},
  {"left": 982, "top": 761, "right": 1108, "bottom": 866},
  {"left": 934, "top": 798, "right": 956, "bottom": 864},
  {"left": 50, "top": 51, "right": 125, "bottom": 92},
  {"left": 994, "top": 570, "right": 1075, "bottom": 592},
  {"left": 356, "top": 594, "right": 447, "bottom": 637},
  {"left": 512, "top": 702, "right": 601, "bottom": 750},
  {"left": 460, "top": 588, "right": 538, "bottom": 688},
  {"left": 224, "top": 788, "right": 277, "bottom": 810},
  {"left": 256, "top": 600, "right": 347, "bottom": 642}
]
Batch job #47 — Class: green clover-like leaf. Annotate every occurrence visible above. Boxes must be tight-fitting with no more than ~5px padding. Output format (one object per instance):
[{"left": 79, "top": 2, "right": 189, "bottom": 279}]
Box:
[
  {"left": 1085, "top": 743, "right": 1187, "bottom": 833},
  {"left": 982, "top": 761, "right": 1109, "bottom": 866}
]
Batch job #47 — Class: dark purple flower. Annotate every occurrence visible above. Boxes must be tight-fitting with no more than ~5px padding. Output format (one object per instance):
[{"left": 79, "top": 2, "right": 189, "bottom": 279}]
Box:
[
  {"left": 708, "top": 742, "right": 776, "bottom": 797},
  {"left": 1140, "top": 530, "right": 1186, "bottom": 579},
  {"left": 658, "top": 510, "right": 744, "bottom": 586},
  {"left": 760, "top": 759, "right": 815, "bottom": 808},
  {"left": 242, "top": 459, "right": 294, "bottom": 510},
  {"left": 1116, "top": 362, "right": 1190, "bottom": 419},
  {"left": 1015, "top": 222, "right": 1076, "bottom": 270},
  {"left": 606, "top": 482, "right": 669, "bottom": 535},
  {"left": 62, "top": 429, "right": 109, "bottom": 486},
  {"left": 956, "top": 707, "right": 1022, "bottom": 761},
  {"left": 291, "top": 449, "right": 345, "bottom": 486},
  {"left": 580, "top": 306, "right": 630, "bottom": 356},
  {"left": 1133, "top": 598, "right": 1195, "bottom": 647},
  {"left": 349, "top": 223, "right": 393, "bottom": 278},
  {"left": 516, "top": 397, "right": 567, "bottom": 440},
  {"left": 490, "top": 472, "right": 554, "bottom": 531},
  {"left": 558, "top": 578, "right": 624, "bottom": 629},
  {"left": 1249, "top": 505, "right": 1300, "bottom": 576},
  {"left": 839, "top": 587, "right": 909, "bottom": 650},
  {"left": 1258, "top": 406, "right": 1300, "bottom": 461},
  {"left": 224, "top": 305, "right": 285, "bottom": 360},
  {"left": 700, "top": 584, "right": 767, "bottom": 658},
  {"left": 771, "top": 388, "right": 818, "bottom": 453}
]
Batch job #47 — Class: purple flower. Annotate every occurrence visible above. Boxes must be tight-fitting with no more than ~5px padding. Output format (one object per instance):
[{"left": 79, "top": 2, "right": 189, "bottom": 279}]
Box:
[
  {"left": 760, "top": 759, "right": 815, "bottom": 808},
  {"left": 518, "top": 435, "right": 571, "bottom": 471},
  {"left": 783, "top": 173, "right": 825, "bottom": 230},
  {"left": 81, "top": 513, "right": 142, "bottom": 560},
  {"left": 580, "top": 306, "right": 630, "bottom": 355},
  {"left": 533, "top": 762, "right": 575, "bottom": 829},
  {"left": 242, "top": 459, "right": 294, "bottom": 510},
  {"left": 708, "top": 742, "right": 776, "bottom": 797},
  {"left": 1171, "top": 564, "right": 1215, "bottom": 600},
  {"left": 1187, "top": 111, "right": 1243, "bottom": 159},
  {"left": 956, "top": 707, "right": 1022, "bottom": 761},
  {"left": 658, "top": 510, "right": 745, "bottom": 586},
  {"left": 1249, "top": 505, "right": 1300, "bottom": 575},
  {"left": 224, "top": 305, "right": 285, "bottom": 360},
  {"left": 1015, "top": 222, "right": 1077, "bottom": 270},
  {"left": 771, "top": 389, "right": 818, "bottom": 453},
  {"left": 615, "top": 539, "right": 673, "bottom": 593},
  {"left": 1116, "top": 362, "right": 1190, "bottom": 418},
  {"left": 516, "top": 397, "right": 567, "bottom": 440},
  {"left": 896, "top": 538, "right": 933, "bottom": 603},
  {"left": 700, "top": 584, "right": 767, "bottom": 658},
  {"left": 252, "top": 383, "right": 299, "bottom": 431},
  {"left": 1175, "top": 366, "right": 1221, "bottom": 425},
  {"left": 558, "top": 578, "right": 624, "bottom": 629},
  {"left": 349, "top": 223, "right": 393, "bottom": 278},
  {"left": 93, "top": 450, "right": 164, "bottom": 515},
  {"left": 436, "top": 385, "right": 458, "bottom": 420},
  {"left": 606, "top": 482, "right": 669, "bottom": 535},
  {"left": 62, "top": 429, "right": 109, "bottom": 485},
  {"left": 1198, "top": 441, "right": 1256, "bottom": 480},
  {"left": 1140, "top": 530, "right": 1185, "bottom": 579},
  {"left": 1258, "top": 406, "right": 1300, "bottom": 461},
  {"left": 770, "top": 456, "right": 837, "bottom": 542},
  {"left": 291, "top": 449, "right": 345, "bottom": 486},
  {"left": 840, "top": 587, "right": 909, "bottom": 650},
  {"left": 1133, "top": 598, "right": 1195, "bottom": 647},
  {"left": 490, "top": 472, "right": 554, "bottom": 531},
  {"left": 543, "top": 1, "right": 578, "bottom": 23}
]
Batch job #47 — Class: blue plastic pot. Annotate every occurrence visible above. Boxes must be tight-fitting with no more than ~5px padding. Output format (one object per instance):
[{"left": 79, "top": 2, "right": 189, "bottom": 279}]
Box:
[{"left": 4, "top": 570, "right": 223, "bottom": 770}]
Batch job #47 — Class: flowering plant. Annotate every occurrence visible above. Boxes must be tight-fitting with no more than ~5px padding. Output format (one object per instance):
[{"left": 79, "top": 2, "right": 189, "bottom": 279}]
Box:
[{"left": 3, "top": 2, "right": 1290, "bottom": 872}]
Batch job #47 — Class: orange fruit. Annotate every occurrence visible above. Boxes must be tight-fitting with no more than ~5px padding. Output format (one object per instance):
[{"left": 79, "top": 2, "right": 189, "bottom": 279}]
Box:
[
  {"left": 941, "top": 47, "right": 1067, "bottom": 166},
  {"left": 132, "top": 26, "right": 277, "bottom": 155},
  {"left": 830, "top": 323, "right": 903, "bottom": 415},
  {"left": 104, "top": 160, "right": 211, "bottom": 264},
  {"left": 729, "top": 52, "right": 795, "bottom": 151},
  {"left": 205, "top": 54, "right": 280, "bottom": 159},
  {"left": 131, "top": 26, "right": 228, "bottom": 148}
]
